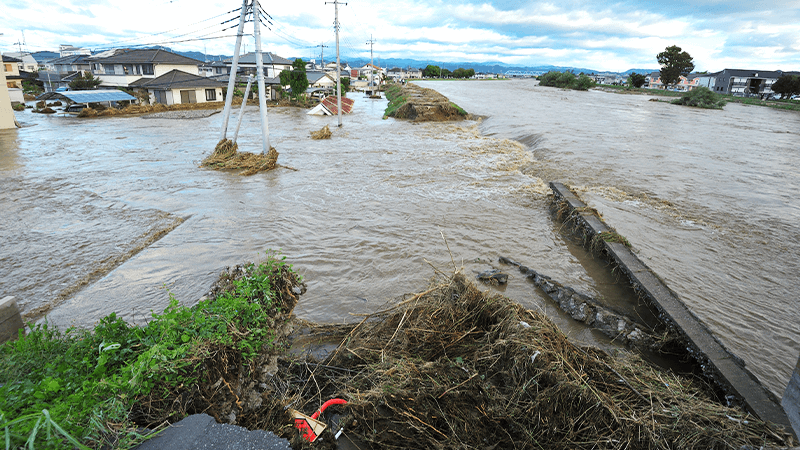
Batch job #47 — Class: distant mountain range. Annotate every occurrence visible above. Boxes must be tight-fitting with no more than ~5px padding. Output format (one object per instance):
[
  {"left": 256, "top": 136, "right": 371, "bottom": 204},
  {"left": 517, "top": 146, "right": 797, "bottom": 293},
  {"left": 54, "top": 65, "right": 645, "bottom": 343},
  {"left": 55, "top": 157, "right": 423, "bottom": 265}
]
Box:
[{"left": 159, "top": 47, "right": 656, "bottom": 76}]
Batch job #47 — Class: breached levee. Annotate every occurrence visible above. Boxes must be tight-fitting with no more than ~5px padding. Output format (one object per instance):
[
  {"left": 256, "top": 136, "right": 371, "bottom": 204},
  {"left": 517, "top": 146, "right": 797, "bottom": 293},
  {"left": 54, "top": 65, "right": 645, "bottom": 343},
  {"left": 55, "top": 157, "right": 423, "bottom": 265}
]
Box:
[{"left": 383, "top": 82, "right": 468, "bottom": 122}]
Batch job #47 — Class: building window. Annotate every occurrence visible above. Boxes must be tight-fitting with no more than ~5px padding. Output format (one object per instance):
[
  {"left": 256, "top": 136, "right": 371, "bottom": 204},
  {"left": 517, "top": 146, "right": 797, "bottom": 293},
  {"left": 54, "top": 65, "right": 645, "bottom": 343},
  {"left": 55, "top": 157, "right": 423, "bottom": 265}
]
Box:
[
  {"left": 3, "top": 63, "right": 11, "bottom": 72},
  {"left": 104, "top": 65, "right": 115, "bottom": 75},
  {"left": 215, "top": 67, "right": 222, "bottom": 74},
  {"left": 142, "top": 65, "right": 154, "bottom": 75},
  {"left": 205, "top": 89, "right": 216, "bottom": 101}
]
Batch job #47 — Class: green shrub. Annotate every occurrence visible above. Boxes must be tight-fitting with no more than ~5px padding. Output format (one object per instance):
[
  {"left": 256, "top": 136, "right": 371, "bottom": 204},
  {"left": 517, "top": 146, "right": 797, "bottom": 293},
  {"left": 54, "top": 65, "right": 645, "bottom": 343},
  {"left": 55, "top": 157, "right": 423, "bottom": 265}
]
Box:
[
  {"left": 574, "top": 74, "right": 596, "bottom": 91},
  {"left": 12, "top": 103, "right": 25, "bottom": 111},
  {"left": 671, "top": 87, "right": 727, "bottom": 109},
  {"left": 539, "top": 71, "right": 576, "bottom": 88}
]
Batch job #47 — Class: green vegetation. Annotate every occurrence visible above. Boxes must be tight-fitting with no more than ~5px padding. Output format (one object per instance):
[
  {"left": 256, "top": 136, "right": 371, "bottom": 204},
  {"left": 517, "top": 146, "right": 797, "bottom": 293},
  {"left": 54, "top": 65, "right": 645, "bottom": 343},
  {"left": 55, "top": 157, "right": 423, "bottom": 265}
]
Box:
[
  {"left": 627, "top": 73, "right": 646, "bottom": 88},
  {"left": 68, "top": 72, "right": 102, "bottom": 91},
  {"left": 657, "top": 45, "right": 695, "bottom": 90},
  {"left": 539, "top": 71, "right": 597, "bottom": 91},
  {"left": 383, "top": 84, "right": 407, "bottom": 118},
  {"left": 772, "top": 74, "right": 800, "bottom": 99},
  {"left": 12, "top": 103, "right": 25, "bottom": 111},
  {"left": 422, "top": 64, "right": 441, "bottom": 78},
  {"left": 279, "top": 59, "right": 308, "bottom": 101},
  {"left": 0, "top": 251, "right": 300, "bottom": 449},
  {"left": 451, "top": 68, "right": 475, "bottom": 79},
  {"left": 671, "top": 87, "right": 727, "bottom": 109},
  {"left": 22, "top": 80, "right": 43, "bottom": 96}
]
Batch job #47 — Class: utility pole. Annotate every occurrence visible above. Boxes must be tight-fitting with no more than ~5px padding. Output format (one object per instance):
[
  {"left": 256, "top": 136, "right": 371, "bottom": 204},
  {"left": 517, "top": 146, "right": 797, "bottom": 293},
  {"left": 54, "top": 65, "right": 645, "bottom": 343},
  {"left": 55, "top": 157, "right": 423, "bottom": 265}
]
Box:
[
  {"left": 326, "top": 0, "right": 346, "bottom": 127},
  {"left": 252, "top": 0, "right": 271, "bottom": 153},
  {"left": 366, "top": 35, "right": 376, "bottom": 88},
  {"left": 316, "top": 43, "right": 329, "bottom": 70},
  {"left": 220, "top": 0, "right": 249, "bottom": 142}
]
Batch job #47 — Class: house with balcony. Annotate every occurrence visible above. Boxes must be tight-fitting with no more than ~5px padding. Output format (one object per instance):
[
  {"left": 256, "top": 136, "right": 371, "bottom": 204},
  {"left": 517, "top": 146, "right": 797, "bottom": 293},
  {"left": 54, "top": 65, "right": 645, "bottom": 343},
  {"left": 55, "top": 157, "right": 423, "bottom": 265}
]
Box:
[
  {"left": 90, "top": 49, "right": 203, "bottom": 88},
  {"left": 699, "top": 69, "right": 793, "bottom": 98}
]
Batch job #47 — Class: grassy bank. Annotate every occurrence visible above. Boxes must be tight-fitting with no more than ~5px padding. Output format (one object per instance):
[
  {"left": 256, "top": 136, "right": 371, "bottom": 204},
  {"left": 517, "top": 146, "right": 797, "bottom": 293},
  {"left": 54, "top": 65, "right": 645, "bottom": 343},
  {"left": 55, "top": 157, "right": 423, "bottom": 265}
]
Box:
[
  {"left": 0, "top": 251, "right": 302, "bottom": 449},
  {"left": 597, "top": 84, "right": 800, "bottom": 111},
  {"left": 383, "top": 82, "right": 468, "bottom": 121}
]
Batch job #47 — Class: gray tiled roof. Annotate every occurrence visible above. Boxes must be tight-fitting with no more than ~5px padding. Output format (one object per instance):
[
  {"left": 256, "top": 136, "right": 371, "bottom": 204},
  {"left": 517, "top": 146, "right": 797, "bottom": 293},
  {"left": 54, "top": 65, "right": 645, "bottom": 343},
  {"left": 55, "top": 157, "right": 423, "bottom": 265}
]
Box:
[
  {"left": 225, "top": 52, "right": 292, "bottom": 66},
  {"left": 136, "top": 69, "right": 226, "bottom": 90},
  {"left": 92, "top": 49, "right": 202, "bottom": 65}
]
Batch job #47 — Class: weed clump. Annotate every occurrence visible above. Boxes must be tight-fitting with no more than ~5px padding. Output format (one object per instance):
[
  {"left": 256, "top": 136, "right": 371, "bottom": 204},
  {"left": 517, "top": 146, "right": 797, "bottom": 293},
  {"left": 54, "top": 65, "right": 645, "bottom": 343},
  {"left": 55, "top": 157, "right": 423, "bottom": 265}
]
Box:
[
  {"left": 384, "top": 83, "right": 467, "bottom": 121},
  {"left": 672, "top": 87, "right": 727, "bottom": 109},
  {"left": 201, "top": 139, "right": 280, "bottom": 176}
]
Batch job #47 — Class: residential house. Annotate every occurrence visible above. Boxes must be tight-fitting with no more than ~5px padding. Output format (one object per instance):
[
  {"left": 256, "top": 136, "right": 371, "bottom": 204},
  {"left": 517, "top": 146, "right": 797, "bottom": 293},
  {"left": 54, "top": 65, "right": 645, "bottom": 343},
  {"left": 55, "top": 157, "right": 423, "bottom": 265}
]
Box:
[
  {"left": 90, "top": 48, "right": 203, "bottom": 88},
  {"left": 644, "top": 72, "right": 700, "bottom": 91},
  {"left": 306, "top": 71, "right": 336, "bottom": 89},
  {"left": 223, "top": 52, "right": 292, "bottom": 79},
  {"left": 711, "top": 69, "right": 787, "bottom": 98},
  {"left": 386, "top": 67, "right": 422, "bottom": 80},
  {"left": 37, "top": 71, "right": 83, "bottom": 93},
  {"left": 3, "top": 52, "right": 38, "bottom": 72},
  {"left": 131, "top": 69, "right": 225, "bottom": 105},
  {"left": 30, "top": 51, "right": 59, "bottom": 69},
  {"left": 1, "top": 52, "right": 18, "bottom": 129},
  {"left": 590, "top": 73, "right": 626, "bottom": 85},
  {"left": 48, "top": 54, "right": 94, "bottom": 74},
  {"left": 2, "top": 55, "right": 23, "bottom": 89},
  {"left": 199, "top": 60, "right": 229, "bottom": 77},
  {"left": 357, "top": 63, "right": 384, "bottom": 80}
]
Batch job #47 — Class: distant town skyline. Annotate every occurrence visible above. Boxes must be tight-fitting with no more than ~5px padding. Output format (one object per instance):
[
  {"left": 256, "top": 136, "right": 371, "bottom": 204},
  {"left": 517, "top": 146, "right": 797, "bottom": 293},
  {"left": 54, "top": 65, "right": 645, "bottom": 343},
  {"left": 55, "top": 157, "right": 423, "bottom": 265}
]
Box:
[{"left": 1, "top": 0, "right": 798, "bottom": 72}]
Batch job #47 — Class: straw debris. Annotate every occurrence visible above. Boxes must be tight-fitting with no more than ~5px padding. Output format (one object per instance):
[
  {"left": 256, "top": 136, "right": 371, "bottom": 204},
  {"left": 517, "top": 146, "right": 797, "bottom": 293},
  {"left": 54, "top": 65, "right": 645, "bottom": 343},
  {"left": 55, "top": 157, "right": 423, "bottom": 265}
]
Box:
[
  {"left": 267, "top": 273, "right": 792, "bottom": 449},
  {"left": 201, "top": 139, "right": 280, "bottom": 176},
  {"left": 310, "top": 124, "right": 332, "bottom": 140}
]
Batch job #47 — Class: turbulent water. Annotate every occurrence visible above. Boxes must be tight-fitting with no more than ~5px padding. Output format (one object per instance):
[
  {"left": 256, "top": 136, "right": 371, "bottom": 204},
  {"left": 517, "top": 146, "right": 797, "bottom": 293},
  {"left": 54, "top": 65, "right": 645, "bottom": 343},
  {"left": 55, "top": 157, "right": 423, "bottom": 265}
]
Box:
[{"left": 1, "top": 80, "right": 797, "bottom": 397}]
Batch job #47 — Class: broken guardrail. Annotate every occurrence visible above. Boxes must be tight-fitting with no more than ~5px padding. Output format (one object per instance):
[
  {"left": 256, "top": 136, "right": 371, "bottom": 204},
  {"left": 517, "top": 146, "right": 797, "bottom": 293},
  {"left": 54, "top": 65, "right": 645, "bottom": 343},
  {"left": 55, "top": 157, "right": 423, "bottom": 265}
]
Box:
[{"left": 548, "top": 181, "right": 794, "bottom": 437}]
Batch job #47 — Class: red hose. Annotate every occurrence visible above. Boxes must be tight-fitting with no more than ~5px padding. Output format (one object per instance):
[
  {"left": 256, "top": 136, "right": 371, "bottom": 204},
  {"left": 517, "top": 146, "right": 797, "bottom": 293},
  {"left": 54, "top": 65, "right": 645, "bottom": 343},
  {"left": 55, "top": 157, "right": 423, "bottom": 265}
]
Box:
[{"left": 311, "top": 398, "right": 347, "bottom": 419}]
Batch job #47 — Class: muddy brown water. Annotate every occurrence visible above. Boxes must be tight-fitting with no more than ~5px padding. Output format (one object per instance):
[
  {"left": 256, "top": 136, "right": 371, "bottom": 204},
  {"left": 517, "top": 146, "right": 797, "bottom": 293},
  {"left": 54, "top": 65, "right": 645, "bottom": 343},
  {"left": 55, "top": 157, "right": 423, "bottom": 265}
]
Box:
[{"left": 1, "top": 80, "right": 797, "bottom": 398}]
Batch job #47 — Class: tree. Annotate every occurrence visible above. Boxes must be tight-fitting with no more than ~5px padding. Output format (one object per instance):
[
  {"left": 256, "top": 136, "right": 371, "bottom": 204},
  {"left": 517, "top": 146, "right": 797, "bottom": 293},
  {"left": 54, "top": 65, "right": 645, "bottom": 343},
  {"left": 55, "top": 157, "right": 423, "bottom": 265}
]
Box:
[
  {"left": 69, "top": 71, "right": 102, "bottom": 90},
  {"left": 771, "top": 75, "right": 800, "bottom": 99},
  {"left": 422, "top": 65, "right": 441, "bottom": 78},
  {"left": 440, "top": 68, "right": 452, "bottom": 78},
  {"left": 657, "top": 45, "right": 694, "bottom": 90},
  {"left": 341, "top": 76, "right": 351, "bottom": 92},
  {"left": 628, "top": 73, "right": 646, "bottom": 88},
  {"left": 285, "top": 58, "right": 309, "bottom": 101}
]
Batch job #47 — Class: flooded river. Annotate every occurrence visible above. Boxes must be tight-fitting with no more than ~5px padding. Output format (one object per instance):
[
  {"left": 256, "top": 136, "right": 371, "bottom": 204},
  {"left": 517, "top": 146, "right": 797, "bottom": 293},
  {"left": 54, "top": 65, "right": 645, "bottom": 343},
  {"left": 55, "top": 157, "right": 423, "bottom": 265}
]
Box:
[{"left": 1, "top": 79, "right": 798, "bottom": 397}]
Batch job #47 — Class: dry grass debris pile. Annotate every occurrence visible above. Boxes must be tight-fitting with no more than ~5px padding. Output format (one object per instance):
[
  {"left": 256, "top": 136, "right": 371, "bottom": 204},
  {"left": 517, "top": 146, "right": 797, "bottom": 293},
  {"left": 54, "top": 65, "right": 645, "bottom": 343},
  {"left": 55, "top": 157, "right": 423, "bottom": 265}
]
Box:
[
  {"left": 384, "top": 83, "right": 468, "bottom": 122},
  {"left": 272, "top": 272, "right": 793, "bottom": 449},
  {"left": 201, "top": 139, "right": 279, "bottom": 176},
  {"left": 78, "top": 101, "right": 228, "bottom": 118},
  {"left": 310, "top": 124, "right": 332, "bottom": 140}
]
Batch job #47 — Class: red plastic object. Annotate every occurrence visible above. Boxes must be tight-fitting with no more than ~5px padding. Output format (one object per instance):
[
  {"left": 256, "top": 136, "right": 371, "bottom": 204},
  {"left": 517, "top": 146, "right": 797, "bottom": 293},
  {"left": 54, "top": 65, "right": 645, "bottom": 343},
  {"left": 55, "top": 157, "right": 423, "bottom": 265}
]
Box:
[
  {"left": 311, "top": 398, "right": 348, "bottom": 420},
  {"left": 293, "top": 398, "right": 348, "bottom": 442}
]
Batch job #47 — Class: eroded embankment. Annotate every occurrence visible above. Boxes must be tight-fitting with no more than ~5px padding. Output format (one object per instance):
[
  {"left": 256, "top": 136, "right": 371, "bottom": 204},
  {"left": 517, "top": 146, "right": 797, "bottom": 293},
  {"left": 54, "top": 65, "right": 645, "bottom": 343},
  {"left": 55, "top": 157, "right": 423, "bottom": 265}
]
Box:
[
  {"left": 548, "top": 181, "right": 796, "bottom": 438},
  {"left": 384, "top": 82, "right": 468, "bottom": 121}
]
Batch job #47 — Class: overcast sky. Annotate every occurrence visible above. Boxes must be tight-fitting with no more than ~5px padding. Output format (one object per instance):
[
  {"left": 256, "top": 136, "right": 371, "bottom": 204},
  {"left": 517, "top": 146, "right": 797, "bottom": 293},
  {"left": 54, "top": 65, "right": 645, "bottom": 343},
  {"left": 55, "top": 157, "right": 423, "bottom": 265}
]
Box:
[{"left": 1, "top": 0, "right": 798, "bottom": 72}]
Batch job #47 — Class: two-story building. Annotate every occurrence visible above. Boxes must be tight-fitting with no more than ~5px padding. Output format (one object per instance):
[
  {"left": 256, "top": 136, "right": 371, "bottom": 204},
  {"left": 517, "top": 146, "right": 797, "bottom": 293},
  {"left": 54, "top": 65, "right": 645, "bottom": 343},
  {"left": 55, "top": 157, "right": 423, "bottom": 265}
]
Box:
[
  {"left": 1, "top": 52, "right": 19, "bottom": 129},
  {"left": 48, "top": 54, "right": 93, "bottom": 75},
  {"left": 698, "top": 69, "right": 789, "bottom": 98},
  {"left": 223, "top": 52, "right": 292, "bottom": 79},
  {"left": 131, "top": 69, "right": 226, "bottom": 105},
  {"left": 90, "top": 49, "right": 203, "bottom": 88}
]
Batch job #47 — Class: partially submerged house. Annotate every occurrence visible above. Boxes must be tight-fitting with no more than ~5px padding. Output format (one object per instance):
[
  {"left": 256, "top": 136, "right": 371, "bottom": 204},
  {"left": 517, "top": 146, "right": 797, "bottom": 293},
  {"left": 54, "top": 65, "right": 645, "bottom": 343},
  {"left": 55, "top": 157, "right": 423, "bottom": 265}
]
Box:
[
  {"left": 2, "top": 55, "right": 24, "bottom": 105},
  {"left": 131, "top": 69, "right": 225, "bottom": 105}
]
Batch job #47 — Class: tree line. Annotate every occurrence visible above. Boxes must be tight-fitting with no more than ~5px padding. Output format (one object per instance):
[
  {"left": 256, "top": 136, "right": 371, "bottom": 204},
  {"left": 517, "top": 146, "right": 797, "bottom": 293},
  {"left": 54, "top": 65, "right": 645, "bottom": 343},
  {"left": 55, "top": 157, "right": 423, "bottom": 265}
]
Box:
[{"left": 422, "top": 65, "right": 476, "bottom": 79}]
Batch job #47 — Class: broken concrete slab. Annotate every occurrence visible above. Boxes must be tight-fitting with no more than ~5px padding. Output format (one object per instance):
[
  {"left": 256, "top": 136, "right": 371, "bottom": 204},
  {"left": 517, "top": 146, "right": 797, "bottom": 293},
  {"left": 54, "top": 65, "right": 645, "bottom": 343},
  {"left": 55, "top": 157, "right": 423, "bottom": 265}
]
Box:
[{"left": 549, "top": 181, "right": 795, "bottom": 438}]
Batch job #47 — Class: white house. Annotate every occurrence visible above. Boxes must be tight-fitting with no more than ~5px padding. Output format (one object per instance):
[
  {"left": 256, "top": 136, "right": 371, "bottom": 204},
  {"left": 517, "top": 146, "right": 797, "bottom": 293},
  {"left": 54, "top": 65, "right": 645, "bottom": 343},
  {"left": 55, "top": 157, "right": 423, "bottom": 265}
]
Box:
[
  {"left": 130, "top": 69, "right": 225, "bottom": 105},
  {"left": 90, "top": 49, "right": 203, "bottom": 88}
]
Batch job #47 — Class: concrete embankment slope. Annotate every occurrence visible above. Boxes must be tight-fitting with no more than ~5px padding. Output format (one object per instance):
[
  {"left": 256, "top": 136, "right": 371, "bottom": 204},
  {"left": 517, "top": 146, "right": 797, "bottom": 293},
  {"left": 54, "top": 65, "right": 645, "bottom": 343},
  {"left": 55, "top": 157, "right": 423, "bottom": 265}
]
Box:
[{"left": 549, "top": 182, "right": 795, "bottom": 437}]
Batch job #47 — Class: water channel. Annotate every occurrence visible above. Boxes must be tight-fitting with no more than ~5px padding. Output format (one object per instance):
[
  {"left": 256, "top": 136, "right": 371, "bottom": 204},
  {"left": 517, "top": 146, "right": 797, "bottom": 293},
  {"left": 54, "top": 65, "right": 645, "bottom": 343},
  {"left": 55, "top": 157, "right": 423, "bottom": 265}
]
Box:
[{"left": 1, "top": 79, "right": 797, "bottom": 397}]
